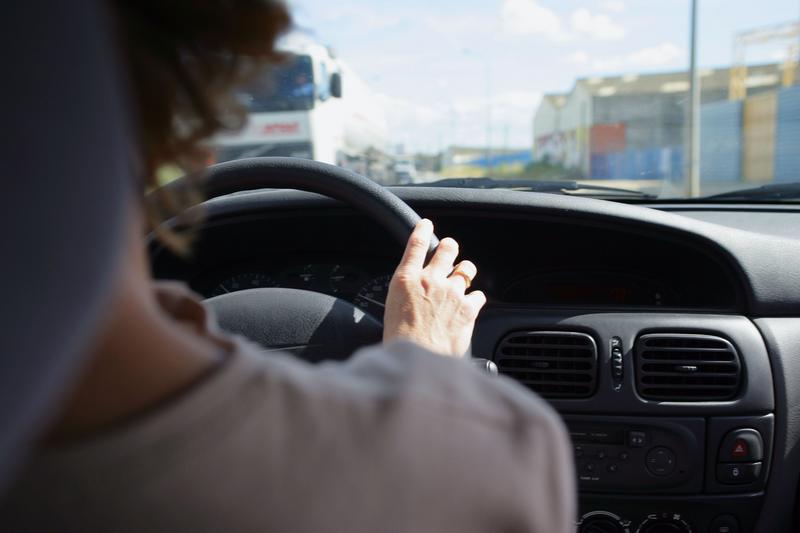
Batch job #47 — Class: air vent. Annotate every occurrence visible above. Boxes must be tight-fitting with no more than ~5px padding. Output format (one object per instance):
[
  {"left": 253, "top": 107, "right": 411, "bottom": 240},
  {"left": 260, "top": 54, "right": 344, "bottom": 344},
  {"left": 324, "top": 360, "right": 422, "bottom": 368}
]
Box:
[
  {"left": 635, "top": 334, "right": 742, "bottom": 401},
  {"left": 494, "top": 331, "right": 598, "bottom": 398}
]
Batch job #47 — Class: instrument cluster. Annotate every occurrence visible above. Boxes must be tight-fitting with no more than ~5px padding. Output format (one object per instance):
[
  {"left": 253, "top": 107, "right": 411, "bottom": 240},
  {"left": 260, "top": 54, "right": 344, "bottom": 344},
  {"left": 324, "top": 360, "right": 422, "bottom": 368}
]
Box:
[{"left": 195, "top": 263, "right": 392, "bottom": 321}]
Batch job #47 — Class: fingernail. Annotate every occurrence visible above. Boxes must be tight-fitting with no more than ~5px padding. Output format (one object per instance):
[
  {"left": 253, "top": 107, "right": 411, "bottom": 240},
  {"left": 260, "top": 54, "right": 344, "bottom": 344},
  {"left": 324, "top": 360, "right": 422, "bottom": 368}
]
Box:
[{"left": 420, "top": 218, "right": 432, "bottom": 228}]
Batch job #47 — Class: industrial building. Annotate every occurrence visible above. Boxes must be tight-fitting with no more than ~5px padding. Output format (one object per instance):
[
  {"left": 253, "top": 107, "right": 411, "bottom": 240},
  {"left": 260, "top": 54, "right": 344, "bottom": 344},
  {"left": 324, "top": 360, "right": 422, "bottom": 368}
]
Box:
[{"left": 532, "top": 63, "right": 800, "bottom": 187}]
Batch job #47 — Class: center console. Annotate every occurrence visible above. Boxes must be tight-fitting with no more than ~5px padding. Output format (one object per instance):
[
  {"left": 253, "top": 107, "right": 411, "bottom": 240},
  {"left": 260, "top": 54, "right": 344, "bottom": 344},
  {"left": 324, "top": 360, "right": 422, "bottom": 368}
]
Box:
[
  {"left": 475, "top": 310, "right": 776, "bottom": 533},
  {"left": 569, "top": 415, "right": 773, "bottom": 532}
]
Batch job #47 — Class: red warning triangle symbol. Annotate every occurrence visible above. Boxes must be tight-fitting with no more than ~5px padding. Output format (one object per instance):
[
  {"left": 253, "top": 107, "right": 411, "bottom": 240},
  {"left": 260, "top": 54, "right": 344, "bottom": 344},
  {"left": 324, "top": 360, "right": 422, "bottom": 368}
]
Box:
[{"left": 732, "top": 441, "right": 747, "bottom": 456}]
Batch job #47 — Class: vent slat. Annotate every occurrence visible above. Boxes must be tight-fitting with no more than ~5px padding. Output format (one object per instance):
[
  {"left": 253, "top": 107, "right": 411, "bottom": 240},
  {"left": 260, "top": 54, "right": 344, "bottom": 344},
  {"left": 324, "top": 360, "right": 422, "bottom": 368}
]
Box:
[
  {"left": 643, "top": 365, "right": 739, "bottom": 378},
  {"left": 641, "top": 347, "right": 732, "bottom": 353},
  {"left": 500, "top": 368, "right": 595, "bottom": 377},
  {"left": 497, "top": 355, "right": 595, "bottom": 363},
  {"left": 504, "top": 342, "right": 593, "bottom": 349},
  {"left": 635, "top": 334, "right": 742, "bottom": 401},
  {"left": 640, "top": 352, "right": 735, "bottom": 362},
  {"left": 640, "top": 382, "right": 738, "bottom": 388},
  {"left": 495, "top": 331, "right": 598, "bottom": 399}
]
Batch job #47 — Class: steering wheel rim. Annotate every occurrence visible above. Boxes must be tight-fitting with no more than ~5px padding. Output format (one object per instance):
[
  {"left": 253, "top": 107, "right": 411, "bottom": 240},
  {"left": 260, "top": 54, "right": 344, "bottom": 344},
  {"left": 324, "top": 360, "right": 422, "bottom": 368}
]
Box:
[
  {"left": 168, "top": 156, "right": 439, "bottom": 254},
  {"left": 160, "top": 157, "right": 440, "bottom": 361}
]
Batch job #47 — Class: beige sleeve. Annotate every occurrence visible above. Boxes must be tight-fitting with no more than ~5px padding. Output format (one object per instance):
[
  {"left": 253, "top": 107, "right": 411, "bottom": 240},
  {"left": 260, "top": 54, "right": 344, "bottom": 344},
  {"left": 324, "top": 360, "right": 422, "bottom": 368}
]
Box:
[{"left": 323, "top": 340, "right": 578, "bottom": 533}]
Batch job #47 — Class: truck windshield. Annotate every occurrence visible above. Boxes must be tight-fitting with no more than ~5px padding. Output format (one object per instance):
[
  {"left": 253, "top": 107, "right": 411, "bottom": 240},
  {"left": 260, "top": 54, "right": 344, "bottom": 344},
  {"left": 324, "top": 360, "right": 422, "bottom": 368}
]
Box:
[{"left": 240, "top": 54, "right": 315, "bottom": 113}]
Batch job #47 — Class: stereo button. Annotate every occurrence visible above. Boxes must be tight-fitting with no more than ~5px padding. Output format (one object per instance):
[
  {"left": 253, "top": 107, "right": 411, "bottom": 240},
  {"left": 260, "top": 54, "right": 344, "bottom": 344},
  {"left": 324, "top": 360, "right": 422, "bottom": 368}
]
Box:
[
  {"left": 717, "top": 462, "right": 762, "bottom": 484},
  {"left": 709, "top": 514, "right": 739, "bottom": 533},
  {"left": 645, "top": 446, "right": 676, "bottom": 476},
  {"left": 628, "top": 431, "right": 647, "bottom": 447}
]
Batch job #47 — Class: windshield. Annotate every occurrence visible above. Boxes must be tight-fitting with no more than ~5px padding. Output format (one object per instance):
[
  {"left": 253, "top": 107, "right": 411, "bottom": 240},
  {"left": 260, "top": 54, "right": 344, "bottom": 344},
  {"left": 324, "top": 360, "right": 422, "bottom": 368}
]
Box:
[
  {"left": 240, "top": 54, "right": 315, "bottom": 112},
  {"left": 208, "top": 0, "right": 800, "bottom": 201}
]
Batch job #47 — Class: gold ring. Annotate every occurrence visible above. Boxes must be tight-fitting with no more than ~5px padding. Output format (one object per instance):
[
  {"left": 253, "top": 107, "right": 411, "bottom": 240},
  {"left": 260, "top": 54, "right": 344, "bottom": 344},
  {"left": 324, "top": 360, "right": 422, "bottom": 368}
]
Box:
[{"left": 449, "top": 269, "right": 473, "bottom": 289}]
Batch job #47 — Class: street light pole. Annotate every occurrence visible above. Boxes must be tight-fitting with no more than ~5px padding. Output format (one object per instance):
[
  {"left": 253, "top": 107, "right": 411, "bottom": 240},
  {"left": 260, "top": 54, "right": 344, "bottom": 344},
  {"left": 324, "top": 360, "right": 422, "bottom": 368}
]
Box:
[
  {"left": 486, "top": 60, "right": 493, "bottom": 177},
  {"left": 685, "top": 0, "right": 701, "bottom": 197},
  {"left": 463, "top": 49, "right": 493, "bottom": 176}
]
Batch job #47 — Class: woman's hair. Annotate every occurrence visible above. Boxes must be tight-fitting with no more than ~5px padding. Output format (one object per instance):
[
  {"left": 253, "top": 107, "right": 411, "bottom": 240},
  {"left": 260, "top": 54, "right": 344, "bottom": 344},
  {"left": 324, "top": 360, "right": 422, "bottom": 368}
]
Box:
[{"left": 110, "top": 0, "right": 292, "bottom": 249}]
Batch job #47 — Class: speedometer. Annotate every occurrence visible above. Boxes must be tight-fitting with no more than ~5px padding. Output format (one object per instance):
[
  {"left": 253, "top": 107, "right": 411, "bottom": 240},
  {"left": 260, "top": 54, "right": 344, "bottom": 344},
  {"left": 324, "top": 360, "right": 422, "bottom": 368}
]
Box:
[
  {"left": 209, "top": 272, "right": 276, "bottom": 297},
  {"left": 354, "top": 274, "right": 391, "bottom": 321}
]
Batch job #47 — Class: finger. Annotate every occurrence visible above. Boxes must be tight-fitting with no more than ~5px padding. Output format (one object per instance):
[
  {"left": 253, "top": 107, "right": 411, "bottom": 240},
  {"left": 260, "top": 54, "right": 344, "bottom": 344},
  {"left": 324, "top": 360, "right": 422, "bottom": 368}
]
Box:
[
  {"left": 448, "top": 260, "right": 477, "bottom": 291},
  {"left": 464, "top": 290, "right": 487, "bottom": 315},
  {"left": 426, "top": 237, "right": 459, "bottom": 276},
  {"left": 398, "top": 219, "right": 433, "bottom": 273}
]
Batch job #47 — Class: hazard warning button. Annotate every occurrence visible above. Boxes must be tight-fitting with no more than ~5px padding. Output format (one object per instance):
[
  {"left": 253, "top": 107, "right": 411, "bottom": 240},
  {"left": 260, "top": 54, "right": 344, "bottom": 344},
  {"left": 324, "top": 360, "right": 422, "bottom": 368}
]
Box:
[{"left": 719, "top": 429, "right": 764, "bottom": 463}]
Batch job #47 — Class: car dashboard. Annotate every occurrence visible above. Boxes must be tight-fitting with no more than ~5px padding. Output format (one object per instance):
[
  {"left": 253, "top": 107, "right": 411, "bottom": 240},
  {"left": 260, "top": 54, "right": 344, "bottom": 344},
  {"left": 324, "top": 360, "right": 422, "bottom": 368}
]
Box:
[{"left": 151, "top": 187, "right": 800, "bottom": 533}]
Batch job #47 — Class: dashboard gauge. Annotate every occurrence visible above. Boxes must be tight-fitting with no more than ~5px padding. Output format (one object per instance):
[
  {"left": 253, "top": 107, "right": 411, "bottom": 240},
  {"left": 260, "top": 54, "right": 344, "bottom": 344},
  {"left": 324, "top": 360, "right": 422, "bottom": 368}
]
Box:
[
  {"left": 210, "top": 272, "right": 276, "bottom": 297},
  {"left": 282, "top": 263, "right": 329, "bottom": 291},
  {"left": 328, "top": 264, "right": 366, "bottom": 296},
  {"left": 354, "top": 274, "right": 391, "bottom": 321}
]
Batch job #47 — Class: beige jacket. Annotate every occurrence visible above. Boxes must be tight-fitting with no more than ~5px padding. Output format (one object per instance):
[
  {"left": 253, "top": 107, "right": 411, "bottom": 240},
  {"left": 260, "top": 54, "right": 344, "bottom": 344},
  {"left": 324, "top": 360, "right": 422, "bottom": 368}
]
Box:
[{"left": 0, "top": 285, "right": 577, "bottom": 532}]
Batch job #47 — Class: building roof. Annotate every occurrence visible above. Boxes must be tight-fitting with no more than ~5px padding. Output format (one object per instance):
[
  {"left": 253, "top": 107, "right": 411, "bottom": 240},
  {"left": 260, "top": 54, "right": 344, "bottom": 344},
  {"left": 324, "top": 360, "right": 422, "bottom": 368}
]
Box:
[
  {"left": 542, "top": 94, "right": 567, "bottom": 108},
  {"left": 574, "top": 63, "right": 795, "bottom": 97}
]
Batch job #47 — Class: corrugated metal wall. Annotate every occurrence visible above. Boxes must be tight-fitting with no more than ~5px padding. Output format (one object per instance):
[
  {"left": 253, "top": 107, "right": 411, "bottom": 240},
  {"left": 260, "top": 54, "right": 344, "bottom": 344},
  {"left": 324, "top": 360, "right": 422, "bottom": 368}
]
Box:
[
  {"left": 742, "top": 92, "right": 776, "bottom": 183},
  {"left": 590, "top": 123, "right": 626, "bottom": 154},
  {"left": 775, "top": 86, "right": 800, "bottom": 183},
  {"left": 591, "top": 146, "right": 683, "bottom": 180},
  {"left": 700, "top": 100, "right": 742, "bottom": 183}
]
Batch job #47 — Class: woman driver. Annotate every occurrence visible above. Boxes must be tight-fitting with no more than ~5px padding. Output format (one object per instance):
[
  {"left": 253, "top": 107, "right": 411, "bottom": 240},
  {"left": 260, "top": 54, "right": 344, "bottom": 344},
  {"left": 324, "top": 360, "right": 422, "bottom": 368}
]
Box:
[{"left": 0, "top": 1, "right": 576, "bottom": 531}]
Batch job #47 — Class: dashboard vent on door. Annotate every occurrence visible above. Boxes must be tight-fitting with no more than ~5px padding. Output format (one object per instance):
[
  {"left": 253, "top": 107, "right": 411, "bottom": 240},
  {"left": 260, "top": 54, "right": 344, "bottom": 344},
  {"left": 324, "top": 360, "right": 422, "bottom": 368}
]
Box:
[
  {"left": 494, "top": 331, "right": 598, "bottom": 398},
  {"left": 635, "top": 334, "right": 742, "bottom": 401}
]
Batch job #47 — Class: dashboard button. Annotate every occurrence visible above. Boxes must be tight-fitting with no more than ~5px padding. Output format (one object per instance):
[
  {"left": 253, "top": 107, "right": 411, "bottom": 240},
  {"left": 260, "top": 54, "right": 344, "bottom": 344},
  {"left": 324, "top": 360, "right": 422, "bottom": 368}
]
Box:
[
  {"left": 645, "top": 446, "right": 676, "bottom": 476},
  {"left": 717, "top": 462, "right": 762, "bottom": 484},
  {"left": 709, "top": 514, "right": 739, "bottom": 533},
  {"left": 607, "top": 463, "right": 619, "bottom": 473},
  {"left": 628, "top": 431, "right": 647, "bottom": 447},
  {"left": 719, "top": 429, "right": 764, "bottom": 463},
  {"left": 618, "top": 451, "right": 629, "bottom": 461}
]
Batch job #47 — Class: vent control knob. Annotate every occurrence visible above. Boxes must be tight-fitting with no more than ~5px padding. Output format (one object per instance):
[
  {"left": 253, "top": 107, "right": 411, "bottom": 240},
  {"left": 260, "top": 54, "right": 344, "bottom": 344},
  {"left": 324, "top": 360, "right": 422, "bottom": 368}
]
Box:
[
  {"left": 645, "top": 446, "right": 677, "bottom": 476},
  {"left": 578, "top": 511, "right": 631, "bottom": 533},
  {"left": 636, "top": 514, "right": 692, "bottom": 533}
]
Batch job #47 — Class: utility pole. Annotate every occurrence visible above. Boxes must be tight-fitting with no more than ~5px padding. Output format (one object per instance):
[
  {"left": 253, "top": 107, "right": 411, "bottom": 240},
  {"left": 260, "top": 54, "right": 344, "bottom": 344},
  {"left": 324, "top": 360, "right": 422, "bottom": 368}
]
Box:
[
  {"left": 685, "top": 0, "right": 701, "bottom": 197},
  {"left": 485, "top": 60, "right": 493, "bottom": 177},
  {"left": 463, "top": 48, "right": 493, "bottom": 177}
]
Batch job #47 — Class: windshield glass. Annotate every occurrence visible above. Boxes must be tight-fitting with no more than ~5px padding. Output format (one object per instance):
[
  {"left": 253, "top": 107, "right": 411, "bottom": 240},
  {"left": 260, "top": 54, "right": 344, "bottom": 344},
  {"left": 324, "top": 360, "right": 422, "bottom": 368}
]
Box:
[
  {"left": 240, "top": 54, "right": 315, "bottom": 112},
  {"left": 207, "top": 0, "right": 800, "bottom": 201}
]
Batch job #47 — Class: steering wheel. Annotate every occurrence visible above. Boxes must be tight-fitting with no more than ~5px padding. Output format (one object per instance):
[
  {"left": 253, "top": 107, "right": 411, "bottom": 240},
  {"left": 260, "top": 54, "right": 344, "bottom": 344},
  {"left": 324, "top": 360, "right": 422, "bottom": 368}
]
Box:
[{"left": 162, "top": 157, "right": 439, "bottom": 362}]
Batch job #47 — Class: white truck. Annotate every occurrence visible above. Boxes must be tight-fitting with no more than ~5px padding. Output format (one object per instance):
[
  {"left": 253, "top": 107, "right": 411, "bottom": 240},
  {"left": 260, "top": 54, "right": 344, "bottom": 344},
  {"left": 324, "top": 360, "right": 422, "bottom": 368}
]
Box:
[{"left": 212, "top": 34, "right": 392, "bottom": 182}]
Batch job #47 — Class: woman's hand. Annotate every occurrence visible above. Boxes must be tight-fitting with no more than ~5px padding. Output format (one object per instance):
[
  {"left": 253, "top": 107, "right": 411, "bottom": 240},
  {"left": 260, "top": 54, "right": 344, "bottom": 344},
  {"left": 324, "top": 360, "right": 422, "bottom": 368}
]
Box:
[{"left": 383, "top": 219, "right": 486, "bottom": 357}]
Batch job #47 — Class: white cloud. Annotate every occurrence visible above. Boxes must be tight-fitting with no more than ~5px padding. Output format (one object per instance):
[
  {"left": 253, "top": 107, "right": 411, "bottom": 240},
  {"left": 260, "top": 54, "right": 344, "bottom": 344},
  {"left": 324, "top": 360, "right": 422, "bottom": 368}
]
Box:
[
  {"left": 567, "top": 50, "right": 590, "bottom": 65},
  {"left": 591, "top": 57, "right": 625, "bottom": 72},
  {"left": 500, "top": 1, "right": 629, "bottom": 43},
  {"left": 627, "top": 42, "right": 683, "bottom": 67},
  {"left": 570, "top": 8, "right": 626, "bottom": 41},
  {"left": 590, "top": 42, "right": 684, "bottom": 73},
  {"left": 375, "top": 93, "right": 442, "bottom": 128},
  {"left": 600, "top": 0, "right": 626, "bottom": 13},
  {"left": 297, "top": 2, "right": 403, "bottom": 31},
  {"left": 500, "top": 0, "right": 570, "bottom": 41}
]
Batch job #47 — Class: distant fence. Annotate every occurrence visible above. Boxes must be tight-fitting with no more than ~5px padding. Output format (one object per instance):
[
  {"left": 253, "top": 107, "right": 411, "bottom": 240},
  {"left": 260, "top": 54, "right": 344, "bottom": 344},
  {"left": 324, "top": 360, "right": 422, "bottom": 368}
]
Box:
[{"left": 591, "top": 146, "right": 683, "bottom": 180}]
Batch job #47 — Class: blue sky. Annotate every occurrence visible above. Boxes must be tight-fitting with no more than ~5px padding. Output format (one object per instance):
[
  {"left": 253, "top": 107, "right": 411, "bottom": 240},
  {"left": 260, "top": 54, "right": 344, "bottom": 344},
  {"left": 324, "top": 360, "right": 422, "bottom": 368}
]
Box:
[{"left": 290, "top": 0, "right": 800, "bottom": 152}]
